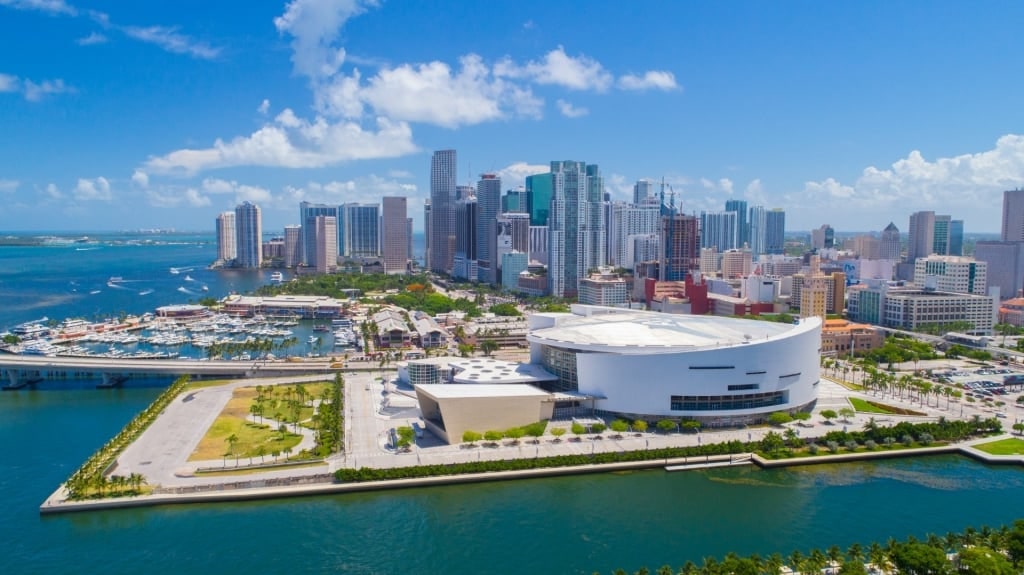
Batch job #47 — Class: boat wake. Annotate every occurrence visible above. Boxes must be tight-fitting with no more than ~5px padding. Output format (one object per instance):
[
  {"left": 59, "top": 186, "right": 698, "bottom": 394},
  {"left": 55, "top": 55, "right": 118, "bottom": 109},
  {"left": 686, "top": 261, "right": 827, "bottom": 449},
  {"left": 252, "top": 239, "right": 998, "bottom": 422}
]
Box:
[{"left": 177, "top": 286, "right": 200, "bottom": 295}]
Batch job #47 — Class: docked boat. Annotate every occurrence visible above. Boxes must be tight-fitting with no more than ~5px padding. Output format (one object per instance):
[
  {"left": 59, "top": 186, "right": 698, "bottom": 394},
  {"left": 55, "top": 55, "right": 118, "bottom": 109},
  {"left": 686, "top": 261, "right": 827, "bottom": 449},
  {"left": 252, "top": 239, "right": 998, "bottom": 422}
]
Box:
[{"left": 270, "top": 271, "right": 285, "bottom": 283}]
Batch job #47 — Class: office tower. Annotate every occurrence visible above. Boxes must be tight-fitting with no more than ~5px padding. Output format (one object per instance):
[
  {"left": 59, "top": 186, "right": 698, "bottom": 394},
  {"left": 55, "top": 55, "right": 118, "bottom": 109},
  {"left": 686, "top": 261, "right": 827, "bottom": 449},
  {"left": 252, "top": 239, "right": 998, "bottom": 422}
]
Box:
[
  {"left": 633, "top": 179, "right": 654, "bottom": 204},
  {"left": 495, "top": 212, "right": 530, "bottom": 282},
  {"left": 721, "top": 248, "right": 753, "bottom": 279},
  {"left": 502, "top": 187, "right": 526, "bottom": 213},
  {"left": 526, "top": 173, "right": 552, "bottom": 226},
  {"left": 453, "top": 196, "right": 477, "bottom": 280},
  {"left": 749, "top": 205, "right": 767, "bottom": 255},
  {"left": 913, "top": 255, "right": 987, "bottom": 295},
  {"left": 283, "top": 225, "right": 301, "bottom": 268},
  {"left": 725, "top": 199, "right": 749, "bottom": 247},
  {"left": 476, "top": 173, "right": 501, "bottom": 284},
  {"left": 880, "top": 222, "right": 901, "bottom": 260},
  {"left": 949, "top": 220, "right": 964, "bottom": 256},
  {"left": 547, "top": 160, "right": 605, "bottom": 297},
  {"left": 630, "top": 234, "right": 660, "bottom": 269},
  {"left": 975, "top": 241, "right": 1024, "bottom": 300},
  {"left": 407, "top": 218, "right": 413, "bottom": 264},
  {"left": 299, "top": 201, "right": 339, "bottom": 267},
  {"left": 423, "top": 199, "right": 432, "bottom": 270},
  {"left": 659, "top": 213, "right": 700, "bottom": 281},
  {"left": 314, "top": 215, "right": 338, "bottom": 274},
  {"left": 1002, "top": 189, "right": 1024, "bottom": 241},
  {"left": 854, "top": 235, "right": 881, "bottom": 260},
  {"left": 381, "top": 197, "right": 409, "bottom": 274},
  {"left": 700, "top": 211, "right": 739, "bottom": 251},
  {"left": 215, "top": 211, "right": 236, "bottom": 262},
  {"left": 529, "top": 225, "right": 548, "bottom": 266},
  {"left": 234, "top": 201, "right": 262, "bottom": 269},
  {"left": 430, "top": 149, "right": 457, "bottom": 274},
  {"left": 907, "top": 211, "right": 935, "bottom": 261},
  {"left": 765, "top": 209, "right": 786, "bottom": 255},
  {"left": 800, "top": 276, "right": 828, "bottom": 321},
  {"left": 811, "top": 224, "right": 834, "bottom": 250},
  {"left": 456, "top": 185, "right": 475, "bottom": 201},
  {"left": 340, "top": 203, "right": 380, "bottom": 259},
  {"left": 501, "top": 251, "right": 529, "bottom": 291},
  {"left": 932, "top": 214, "right": 951, "bottom": 255},
  {"left": 608, "top": 202, "right": 660, "bottom": 268}
]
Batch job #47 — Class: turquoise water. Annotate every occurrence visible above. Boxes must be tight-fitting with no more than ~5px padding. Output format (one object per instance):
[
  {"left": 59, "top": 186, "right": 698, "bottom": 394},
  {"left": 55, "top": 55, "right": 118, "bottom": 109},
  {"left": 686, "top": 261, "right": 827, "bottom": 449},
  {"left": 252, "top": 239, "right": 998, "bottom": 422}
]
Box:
[
  {"left": 3, "top": 385, "right": 1023, "bottom": 574},
  {"left": 2, "top": 233, "right": 1023, "bottom": 574}
]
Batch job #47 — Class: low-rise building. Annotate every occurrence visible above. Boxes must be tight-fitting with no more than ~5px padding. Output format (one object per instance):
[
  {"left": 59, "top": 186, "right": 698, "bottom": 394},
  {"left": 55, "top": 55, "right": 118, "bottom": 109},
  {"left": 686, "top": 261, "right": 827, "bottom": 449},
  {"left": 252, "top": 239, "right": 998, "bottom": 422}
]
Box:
[
  {"left": 999, "top": 297, "right": 1024, "bottom": 327},
  {"left": 820, "top": 319, "right": 884, "bottom": 357},
  {"left": 411, "top": 311, "right": 448, "bottom": 349},
  {"left": 578, "top": 267, "right": 629, "bottom": 306},
  {"left": 221, "top": 295, "right": 345, "bottom": 318},
  {"left": 463, "top": 316, "right": 529, "bottom": 348},
  {"left": 848, "top": 281, "right": 998, "bottom": 335},
  {"left": 372, "top": 308, "right": 411, "bottom": 348}
]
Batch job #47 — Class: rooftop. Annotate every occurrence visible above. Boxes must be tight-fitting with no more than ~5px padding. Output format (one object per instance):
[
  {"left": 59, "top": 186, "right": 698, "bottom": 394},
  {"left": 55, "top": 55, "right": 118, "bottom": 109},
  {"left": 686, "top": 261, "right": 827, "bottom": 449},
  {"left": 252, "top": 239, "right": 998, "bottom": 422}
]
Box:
[
  {"left": 415, "top": 383, "right": 551, "bottom": 399},
  {"left": 404, "top": 356, "right": 557, "bottom": 384}
]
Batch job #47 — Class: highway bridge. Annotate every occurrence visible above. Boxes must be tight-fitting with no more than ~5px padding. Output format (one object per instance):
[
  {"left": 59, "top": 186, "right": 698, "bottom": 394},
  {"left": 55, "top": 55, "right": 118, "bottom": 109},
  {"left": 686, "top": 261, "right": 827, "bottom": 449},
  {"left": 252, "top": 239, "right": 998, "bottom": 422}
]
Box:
[{"left": 0, "top": 354, "right": 338, "bottom": 389}]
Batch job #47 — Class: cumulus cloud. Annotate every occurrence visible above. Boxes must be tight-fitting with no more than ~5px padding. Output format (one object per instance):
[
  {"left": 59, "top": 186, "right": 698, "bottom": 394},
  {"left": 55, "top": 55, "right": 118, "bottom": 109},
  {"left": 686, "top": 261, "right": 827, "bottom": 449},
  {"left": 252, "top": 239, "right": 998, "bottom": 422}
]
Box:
[
  {"left": 618, "top": 70, "right": 679, "bottom": 91},
  {"left": 43, "top": 183, "right": 63, "bottom": 199},
  {"left": 0, "top": 0, "right": 75, "bottom": 16},
  {"left": 76, "top": 31, "right": 107, "bottom": 45},
  {"left": 495, "top": 46, "right": 613, "bottom": 91},
  {"left": 257, "top": 99, "right": 270, "bottom": 115},
  {"left": 0, "top": 73, "right": 74, "bottom": 101},
  {"left": 131, "top": 169, "right": 149, "bottom": 188},
  {"left": 73, "top": 177, "right": 112, "bottom": 201},
  {"left": 555, "top": 99, "right": 588, "bottom": 118},
  {"left": 495, "top": 162, "right": 550, "bottom": 191},
  {"left": 274, "top": 0, "right": 374, "bottom": 79},
  {"left": 145, "top": 112, "right": 417, "bottom": 175}
]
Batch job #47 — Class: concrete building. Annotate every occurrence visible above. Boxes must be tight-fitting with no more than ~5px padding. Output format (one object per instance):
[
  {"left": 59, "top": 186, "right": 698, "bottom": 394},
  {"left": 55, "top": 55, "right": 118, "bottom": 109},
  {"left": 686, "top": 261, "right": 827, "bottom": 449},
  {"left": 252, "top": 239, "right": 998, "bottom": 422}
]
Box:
[
  {"left": 765, "top": 209, "right": 786, "bottom": 255},
  {"left": 415, "top": 383, "right": 556, "bottom": 445},
  {"left": 283, "top": 225, "right": 301, "bottom": 268},
  {"left": 299, "top": 202, "right": 338, "bottom": 267},
  {"left": 528, "top": 225, "right": 548, "bottom": 266},
  {"left": 501, "top": 251, "right": 529, "bottom": 292},
  {"left": 381, "top": 196, "right": 409, "bottom": 274},
  {"left": 372, "top": 309, "right": 411, "bottom": 348},
  {"left": 907, "top": 211, "right": 935, "bottom": 262},
  {"left": 998, "top": 298, "right": 1024, "bottom": 327},
  {"left": 799, "top": 276, "right": 828, "bottom": 321},
  {"left": 410, "top": 311, "right": 448, "bottom": 349},
  {"left": 430, "top": 149, "right": 457, "bottom": 274},
  {"left": 609, "top": 202, "right": 660, "bottom": 268},
  {"left": 423, "top": 199, "right": 432, "bottom": 271},
  {"left": 633, "top": 179, "right": 654, "bottom": 204},
  {"left": 578, "top": 267, "right": 629, "bottom": 307},
  {"left": 720, "top": 249, "right": 753, "bottom": 279},
  {"left": 820, "top": 319, "right": 884, "bottom": 357},
  {"left": 811, "top": 224, "right": 834, "bottom": 250},
  {"left": 527, "top": 305, "right": 821, "bottom": 425},
  {"left": 699, "top": 247, "right": 719, "bottom": 276},
  {"left": 975, "top": 241, "right": 1024, "bottom": 300},
  {"left": 847, "top": 282, "right": 998, "bottom": 335},
  {"left": 453, "top": 196, "right": 478, "bottom": 281},
  {"left": 340, "top": 203, "right": 380, "bottom": 259},
  {"left": 880, "top": 222, "right": 901, "bottom": 261},
  {"left": 659, "top": 213, "right": 700, "bottom": 281},
  {"left": 700, "top": 211, "right": 739, "bottom": 251},
  {"left": 222, "top": 294, "right": 346, "bottom": 318},
  {"left": 476, "top": 173, "right": 501, "bottom": 284},
  {"left": 547, "top": 161, "right": 605, "bottom": 298},
  {"left": 215, "top": 212, "right": 237, "bottom": 263},
  {"left": 913, "top": 255, "right": 986, "bottom": 295},
  {"left": 314, "top": 215, "right": 338, "bottom": 274},
  {"left": 234, "top": 201, "right": 262, "bottom": 269},
  {"left": 1002, "top": 189, "right": 1024, "bottom": 242}
]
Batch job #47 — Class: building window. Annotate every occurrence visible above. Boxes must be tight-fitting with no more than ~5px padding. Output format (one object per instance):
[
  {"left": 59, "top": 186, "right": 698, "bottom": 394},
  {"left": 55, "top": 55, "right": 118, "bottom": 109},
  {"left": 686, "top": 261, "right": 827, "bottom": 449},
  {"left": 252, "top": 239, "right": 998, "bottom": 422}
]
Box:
[
  {"left": 670, "top": 391, "right": 784, "bottom": 411},
  {"left": 728, "top": 383, "right": 760, "bottom": 391}
]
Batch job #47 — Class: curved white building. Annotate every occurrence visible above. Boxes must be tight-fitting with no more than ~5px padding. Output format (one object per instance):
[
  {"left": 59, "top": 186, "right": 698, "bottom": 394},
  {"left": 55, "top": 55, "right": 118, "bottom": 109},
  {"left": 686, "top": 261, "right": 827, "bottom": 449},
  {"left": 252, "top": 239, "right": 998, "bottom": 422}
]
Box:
[{"left": 527, "top": 305, "right": 822, "bottom": 425}]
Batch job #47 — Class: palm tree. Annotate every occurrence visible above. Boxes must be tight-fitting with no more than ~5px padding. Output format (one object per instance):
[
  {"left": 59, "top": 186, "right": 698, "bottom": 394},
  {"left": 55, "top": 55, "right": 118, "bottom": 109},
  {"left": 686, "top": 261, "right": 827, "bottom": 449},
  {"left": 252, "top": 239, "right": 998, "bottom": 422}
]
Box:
[
  {"left": 788, "top": 551, "right": 804, "bottom": 575},
  {"left": 827, "top": 546, "right": 843, "bottom": 574},
  {"left": 867, "top": 542, "right": 885, "bottom": 574},
  {"left": 225, "top": 433, "right": 239, "bottom": 466},
  {"left": 846, "top": 543, "right": 863, "bottom": 564}
]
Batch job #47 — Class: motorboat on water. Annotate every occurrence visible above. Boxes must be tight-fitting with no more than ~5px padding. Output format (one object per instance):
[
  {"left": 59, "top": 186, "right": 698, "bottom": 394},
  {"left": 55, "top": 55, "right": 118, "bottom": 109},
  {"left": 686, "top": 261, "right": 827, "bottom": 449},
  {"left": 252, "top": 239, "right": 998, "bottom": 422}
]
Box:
[{"left": 270, "top": 271, "right": 285, "bottom": 283}]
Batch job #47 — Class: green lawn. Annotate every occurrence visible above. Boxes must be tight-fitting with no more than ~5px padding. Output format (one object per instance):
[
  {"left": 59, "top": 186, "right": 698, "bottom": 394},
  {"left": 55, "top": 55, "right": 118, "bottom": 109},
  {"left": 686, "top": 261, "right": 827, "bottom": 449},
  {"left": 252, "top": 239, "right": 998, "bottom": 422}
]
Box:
[
  {"left": 973, "top": 437, "right": 1024, "bottom": 456},
  {"left": 849, "top": 397, "right": 897, "bottom": 414}
]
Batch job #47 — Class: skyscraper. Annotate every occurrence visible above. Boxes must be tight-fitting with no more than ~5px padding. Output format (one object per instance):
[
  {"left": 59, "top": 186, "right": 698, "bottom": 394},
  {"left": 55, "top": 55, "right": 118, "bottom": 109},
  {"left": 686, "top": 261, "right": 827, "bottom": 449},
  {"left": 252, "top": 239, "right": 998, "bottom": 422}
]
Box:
[
  {"left": 749, "top": 205, "right": 767, "bottom": 255},
  {"left": 381, "top": 196, "right": 409, "bottom": 274},
  {"left": 283, "top": 225, "right": 301, "bottom": 268},
  {"left": 659, "top": 213, "right": 700, "bottom": 281},
  {"left": 526, "top": 173, "right": 552, "bottom": 227},
  {"left": 314, "top": 215, "right": 338, "bottom": 274},
  {"left": 1002, "top": 189, "right": 1024, "bottom": 242},
  {"left": 340, "top": 203, "right": 380, "bottom": 259},
  {"left": 299, "top": 201, "right": 339, "bottom": 267},
  {"left": 547, "top": 160, "right": 604, "bottom": 297},
  {"left": 633, "top": 179, "right": 654, "bottom": 204},
  {"left": 700, "top": 211, "right": 739, "bottom": 251},
  {"left": 423, "top": 199, "right": 432, "bottom": 270},
  {"left": 476, "top": 173, "right": 501, "bottom": 284},
  {"left": 215, "top": 211, "right": 236, "bottom": 262},
  {"left": 430, "top": 149, "right": 457, "bottom": 274},
  {"left": 932, "top": 214, "right": 951, "bottom": 256},
  {"left": 453, "top": 196, "right": 478, "bottom": 280},
  {"left": 907, "top": 211, "right": 935, "bottom": 261},
  {"left": 765, "top": 209, "right": 786, "bottom": 255},
  {"left": 234, "top": 201, "right": 262, "bottom": 269},
  {"left": 608, "top": 202, "right": 660, "bottom": 268},
  {"left": 949, "top": 219, "right": 964, "bottom": 256},
  {"left": 724, "top": 199, "right": 749, "bottom": 248},
  {"left": 880, "top": 222, "right": 901, "bottom": 260}
]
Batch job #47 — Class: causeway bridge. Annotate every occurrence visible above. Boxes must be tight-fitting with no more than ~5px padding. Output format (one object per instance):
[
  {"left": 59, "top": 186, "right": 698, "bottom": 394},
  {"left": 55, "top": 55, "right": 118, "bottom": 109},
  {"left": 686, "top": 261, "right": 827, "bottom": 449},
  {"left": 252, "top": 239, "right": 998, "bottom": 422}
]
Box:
[{"left": 0, "top": 354, "right": 338, "bottom": 389}]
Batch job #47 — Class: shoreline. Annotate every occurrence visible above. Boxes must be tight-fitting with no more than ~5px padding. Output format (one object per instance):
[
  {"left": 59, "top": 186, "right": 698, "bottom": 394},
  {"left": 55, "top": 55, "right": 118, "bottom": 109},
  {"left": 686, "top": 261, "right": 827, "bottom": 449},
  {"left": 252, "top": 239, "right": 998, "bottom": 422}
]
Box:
[{"left": 40, "top": 440, "right": 1024, "bottom": 515}]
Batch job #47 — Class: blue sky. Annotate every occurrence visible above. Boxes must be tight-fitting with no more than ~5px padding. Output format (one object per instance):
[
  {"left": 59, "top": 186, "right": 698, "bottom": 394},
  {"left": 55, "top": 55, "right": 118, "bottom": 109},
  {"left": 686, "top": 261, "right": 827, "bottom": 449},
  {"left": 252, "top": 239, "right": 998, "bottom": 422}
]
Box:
[{"left": 1, "top": 0, "right": 1022, "bottom": 233}]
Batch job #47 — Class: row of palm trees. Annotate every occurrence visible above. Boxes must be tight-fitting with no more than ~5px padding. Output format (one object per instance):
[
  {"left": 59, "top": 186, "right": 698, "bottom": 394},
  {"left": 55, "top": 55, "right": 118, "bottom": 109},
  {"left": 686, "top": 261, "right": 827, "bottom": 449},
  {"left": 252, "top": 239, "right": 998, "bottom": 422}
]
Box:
[
  {"left": 610, "top": 520, "right": 1024, "bottom": 575},
  {"left": 822, "top": 357, "right": 968, "bottom": 411}
]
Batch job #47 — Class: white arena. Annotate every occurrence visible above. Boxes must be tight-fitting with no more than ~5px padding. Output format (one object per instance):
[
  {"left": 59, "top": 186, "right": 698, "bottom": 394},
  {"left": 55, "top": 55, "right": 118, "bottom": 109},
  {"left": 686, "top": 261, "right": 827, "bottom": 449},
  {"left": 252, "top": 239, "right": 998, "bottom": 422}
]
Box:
[{"left": 527, "top": 305, "right": 822, "bottom": 425}]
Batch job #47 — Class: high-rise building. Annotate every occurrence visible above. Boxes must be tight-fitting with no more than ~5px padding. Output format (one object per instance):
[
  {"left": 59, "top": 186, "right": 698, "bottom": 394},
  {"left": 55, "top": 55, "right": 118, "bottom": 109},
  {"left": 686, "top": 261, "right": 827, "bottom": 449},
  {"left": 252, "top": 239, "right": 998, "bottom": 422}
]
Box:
[
  {"left": 502, "top": 188, "right": 526, "bottom": 213},
  {"left": 547, "top": 161, "right": 605, "bottom": 297},
  {"left": 314, "top": 215, "right": 338, "bottom": 274},
  {"left": 299, "top": 202, "right": 339, "bottom": 267},
  {"left": 659, "top": 213, "right": 700, "bottom": 281},
  {"left": 907, "top": 211, "right": 935, "bottom": 262},
  {"left": 381, "top": 196, "right": 409, "bottom": 275},
  {"left": 476, "top": 173, "right": 501, "bottom": 284},
  {"left": 529, "top": 225, "right": 548, "bottom": 266},
  {"left": 526, "top": 173, "right": 553, "bottom": 227},
  {"left": 423, "top": 199, "right": 432, "bottom": 270},
  {"left": 283, "top": 225, "right": 301, "bottom": 268},
  {"left": 234, "top": 201, "right": 262, "bottom": 269},
  {"left": 765, "top": 209, "right": 786, "bottom": 255},
  {"left": 913, "top": 255, "right": 987, "bottom": 295},
  {"left": 700, "top": 211, "right": 739, "bottom": 251},
  {"left": 721, "top": 249, "right": 753, "bottom": 279},
  {"left": 932, "top": 215, "right": 951, "bottom": 256},
  {"left": 949, "top": 220, "right": 964, "bottom": 256},
  {"left": 724, "top": 199, "right": 749, "bottom": 248},
  {"left": 880, "top": 222, "right": 901, "bottom": 260},
  {"left": 608, "top": 202, "right": 660, "bottom": 268},
  {"left": 699, "top": 247, "right": 719, "bottom": 276},
  {"left": 811, "top": 224, "right": 834, "bottom": 250},
  {"left": 633, "top": 179, "right": 654, "bottom": 204},
  {"left": 975, "top": 241, "right": 1024, "bottom": 300},
  {"left": 340, "top": 203, "right": 380, "bottom": 259},
  {"left": 430, "top": 149, "right": 457, "bottom": 274},
  {"left": 456, "top": 185, "right": 475, "bottom": 201},
  {"left": 749, "top": 205, "right": 767, "bottom": 255},
  {"left": 501, "top": 251, "right": 528, "bottom": 292},
  {"left": 495, "top": 212, "right": 530, "bottom": 282},
  {"left": 453, "top": 196, "right": 478, "bottom": 281},
  {"left": 215, "top": 211, "right": 236, "bottom": 262},
  {"left": 1002, "top": 189, "right": 1024, "bottom": 242},
  {"left": 854, "top": 235, "right": 881, "bottom": 260}
]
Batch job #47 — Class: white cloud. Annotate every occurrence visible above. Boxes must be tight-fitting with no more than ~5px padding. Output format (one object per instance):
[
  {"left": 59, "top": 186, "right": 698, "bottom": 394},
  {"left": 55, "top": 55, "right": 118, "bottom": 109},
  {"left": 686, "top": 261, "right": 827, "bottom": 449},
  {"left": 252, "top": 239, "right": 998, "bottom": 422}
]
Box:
[
  {"left": 388, "top": 169, "right": 413, "bottom": 179},
  {"left": 131, "top": 169, "right": 149, "bottom": 188},
  {"left": 796, "top": 135, "right": 1024, "bottom": 212},
  {"left": 77, "top": 31, "right": 107, "bottom": 45},
  {"left": 73, "top": 177, "right": 112, "bottom": 201},
  {"left": 496, "top": 162, "right": 549, "bottom": 191},
  {"left": 43, "top": 183, "right": 63, "bottom": 199},
  {"left": 618, "top": 70, "right": 679, "bottom": 91},
  {"left": 274, "top": 0, "right": 374, "bottom": 79},
  {"left": 555, "top": 99, "right": 588, "bottom": 118},
  {"left": 743, "top": 179, "right": 767, "bottom": 204},
  {"left": 495, "top": 46, "right": 612, "bottom": 92},
  {"left": 0, "top": 0, "right": 76, "bottom": 16},
  {"left": 184, "top": 188, "right": 211, "bottom": 207},
  {"left": 0, "top": 179, "right": 19, "bottom": 192},
  {"left": 257, "top": 99, "right": 270, "bottom": 115},
  {"left": 0, "top": 73, "right": 73, "bottom": 101},
  {"left": 121, "top": 25, "right": 220, "bottom": 60},
  {"left": 145, "top": 112, "right": 417, "bottom": 175},
  {"left": 0, "top": 73, "right": 17, "bottom": 92}
]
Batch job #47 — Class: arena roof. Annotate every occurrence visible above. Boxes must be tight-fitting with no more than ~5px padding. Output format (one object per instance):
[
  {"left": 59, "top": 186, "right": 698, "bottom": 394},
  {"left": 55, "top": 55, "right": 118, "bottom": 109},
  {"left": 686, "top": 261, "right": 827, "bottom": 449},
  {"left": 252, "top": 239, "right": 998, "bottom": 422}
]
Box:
[
  {"left": 528, "top": 309, "right": 815, "bottom": 353},
  {"left": 415, "top": 383, "right": 551, "bottom": 399},
  {"left": 402, "top": 356, "right": 557, "bottom": 384}
]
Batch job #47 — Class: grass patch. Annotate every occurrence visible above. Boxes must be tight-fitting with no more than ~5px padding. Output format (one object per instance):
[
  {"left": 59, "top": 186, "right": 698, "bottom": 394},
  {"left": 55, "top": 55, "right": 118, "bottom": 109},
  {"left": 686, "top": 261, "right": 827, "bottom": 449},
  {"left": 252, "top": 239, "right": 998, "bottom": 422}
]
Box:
[
  {"left": 973, "top": 437, "right": 1024, "bottom": 456},
  {"left": 184, "top": 378, "right": 236, "bottom": 390},
  {"left": 831, "top": 380, "right": 865, "bottom": 391},
  {"left": 194, "top": 461, "right": 327, "bottom": 477},
  {"left": 849, "top": 397, "right": 895, "bottom": 414}
]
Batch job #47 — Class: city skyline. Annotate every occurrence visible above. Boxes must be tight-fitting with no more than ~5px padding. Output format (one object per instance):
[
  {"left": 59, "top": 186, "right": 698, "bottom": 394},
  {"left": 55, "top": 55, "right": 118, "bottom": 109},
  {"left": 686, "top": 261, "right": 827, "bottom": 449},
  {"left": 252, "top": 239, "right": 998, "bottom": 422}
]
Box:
[{"left": 2, "top": 1, "right": 1024, "bottom": 233}]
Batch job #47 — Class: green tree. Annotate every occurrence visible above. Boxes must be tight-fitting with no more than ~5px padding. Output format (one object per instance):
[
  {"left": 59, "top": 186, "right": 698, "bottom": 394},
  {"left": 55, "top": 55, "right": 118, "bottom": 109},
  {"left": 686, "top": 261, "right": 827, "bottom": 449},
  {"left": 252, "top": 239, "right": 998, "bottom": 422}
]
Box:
[
  {"left": 633, "top": 420, "right": 648, "bottom": 433},
  {"left": 550, "top": 427, "right": 566, "bottom": 441},
  {"left": 768, "top": 412, "right": 793, "bottom": 426},
  {"left": 462, "top": 430, "right": 482, "bottom": 445},
  {"left": 484, "top": 430, "right": 504, "bottom": 442},
  {"left": 504, "top": 427, "right": 526, "bottom": 444},
  {"left": 760, "top": 431, "right": 784, "bottom": 454},
  {"left": 889, "top": 542, "right": 952, "bottom": 575},
  {"left": 792, "top": 411, "right": 812, "bottom": 423},
  {"left": 590, "top": 422, "right": 607, "bottom": 434},
  {"left": 610, "top": 420, "right": 629, "bottom": 434},
  {"left": 820, "top": 409, "right": 838, "bottom": 424},
  {"left": 480, "top": 339, "right": 499, "bottom": 357},
  {"left": 839, "top": 407, "right": 855, "bottom": 422},
  {"left": 656, "top": 419, "right": 677, "bottom": 433}
]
